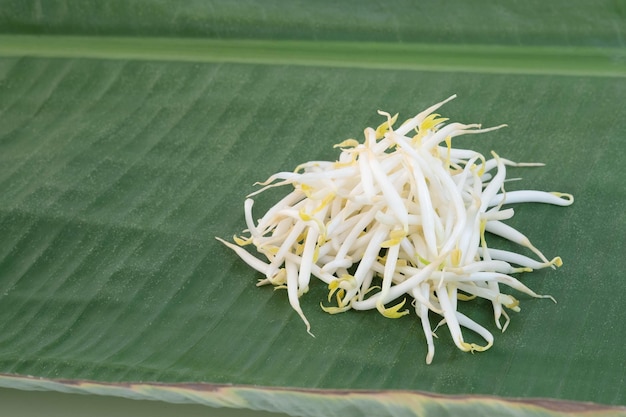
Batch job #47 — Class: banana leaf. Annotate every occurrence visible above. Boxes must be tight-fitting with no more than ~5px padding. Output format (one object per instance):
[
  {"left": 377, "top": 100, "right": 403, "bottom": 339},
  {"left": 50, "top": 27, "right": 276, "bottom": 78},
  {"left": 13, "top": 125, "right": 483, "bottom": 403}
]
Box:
[{"left": 0, "top": 1, "right": 625, "bottom": 416}]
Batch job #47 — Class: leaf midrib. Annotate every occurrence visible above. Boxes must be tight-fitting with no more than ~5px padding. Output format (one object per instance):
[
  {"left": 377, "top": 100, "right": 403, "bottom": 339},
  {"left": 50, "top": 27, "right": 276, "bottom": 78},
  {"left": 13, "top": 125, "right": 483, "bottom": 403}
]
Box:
[{"left": 1, "top": 35, "right": 625, "bottom": 77}]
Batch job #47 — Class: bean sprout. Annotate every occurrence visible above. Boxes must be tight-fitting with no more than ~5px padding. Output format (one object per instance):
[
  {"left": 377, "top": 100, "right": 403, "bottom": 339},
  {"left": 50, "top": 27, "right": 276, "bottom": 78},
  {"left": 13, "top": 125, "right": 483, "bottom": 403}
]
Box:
[{"left": 217, "top": 95, "right": 573, "bottom": 364}]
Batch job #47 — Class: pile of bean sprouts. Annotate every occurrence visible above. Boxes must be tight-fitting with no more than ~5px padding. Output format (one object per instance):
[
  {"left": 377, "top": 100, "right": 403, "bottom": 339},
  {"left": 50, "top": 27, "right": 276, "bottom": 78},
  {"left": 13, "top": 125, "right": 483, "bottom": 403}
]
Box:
[{"left": 217, "top": 95, "right": 573, "bottom": 364}]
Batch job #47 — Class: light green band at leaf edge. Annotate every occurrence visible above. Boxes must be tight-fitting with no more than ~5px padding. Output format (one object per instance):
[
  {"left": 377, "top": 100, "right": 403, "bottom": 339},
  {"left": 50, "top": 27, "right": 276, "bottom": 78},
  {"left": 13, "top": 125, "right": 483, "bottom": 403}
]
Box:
[
  {"left": 0, "top": 35, "right": 625, "bottom": 77},
  {"left": 0, "top": 374, "right": 624, "bottom": 417}
]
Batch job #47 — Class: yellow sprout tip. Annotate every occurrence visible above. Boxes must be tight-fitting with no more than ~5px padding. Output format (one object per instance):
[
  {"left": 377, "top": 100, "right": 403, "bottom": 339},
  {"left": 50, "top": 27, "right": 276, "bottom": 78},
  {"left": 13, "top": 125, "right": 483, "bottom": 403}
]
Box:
[
  {"left": 334, "top": 138, "right": 360, "bottom": 148},
  {"left": 376, "top": 298, "right": 410, "bottom": 319},
  {"left": 299, "top": 209, "right": 313, "bottom": 221},
  {"left": 374, "top": 112, "right": 399, "bottom": 139},
  {"left": 233, "top": 235, "right": 252, "bottom": 246},
  {"left": 320, "top": 303, "right": 351, "bottom": 314}
]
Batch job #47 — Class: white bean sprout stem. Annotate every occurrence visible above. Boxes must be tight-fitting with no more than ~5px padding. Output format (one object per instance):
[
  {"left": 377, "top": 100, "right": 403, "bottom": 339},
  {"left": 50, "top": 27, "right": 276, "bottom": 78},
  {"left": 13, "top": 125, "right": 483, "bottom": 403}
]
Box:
[{"left": 217, "top": 95, "right": 573, "bottom": 364}]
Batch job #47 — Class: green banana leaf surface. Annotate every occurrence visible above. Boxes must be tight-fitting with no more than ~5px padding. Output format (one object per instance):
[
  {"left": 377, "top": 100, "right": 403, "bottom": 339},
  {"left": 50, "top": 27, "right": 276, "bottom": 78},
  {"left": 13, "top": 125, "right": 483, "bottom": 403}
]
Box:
[{"left": 0, "top": 1, "right": 625, "bottom": 416}]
